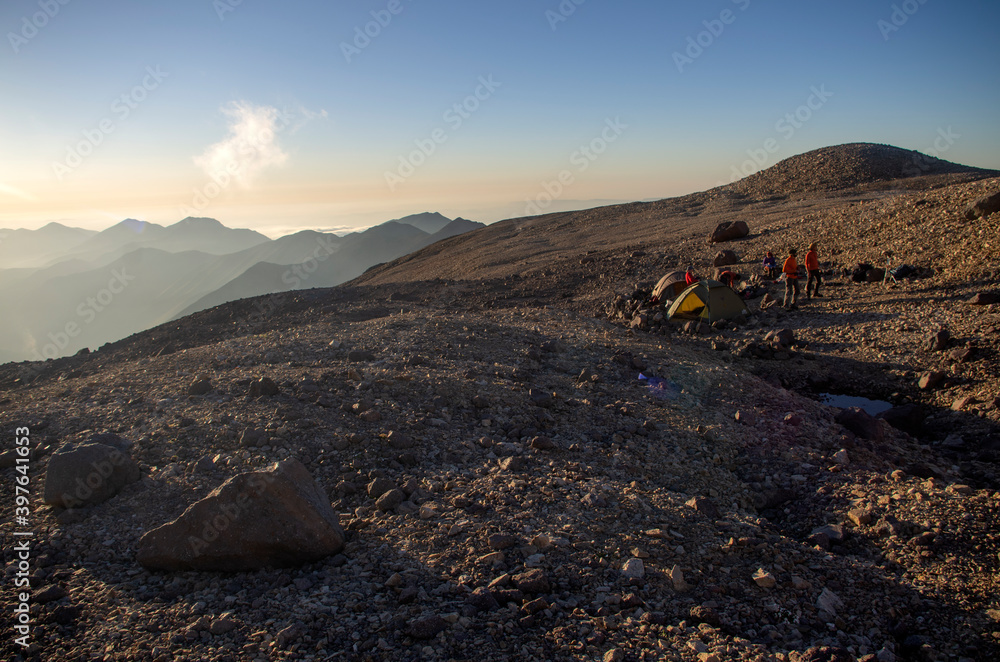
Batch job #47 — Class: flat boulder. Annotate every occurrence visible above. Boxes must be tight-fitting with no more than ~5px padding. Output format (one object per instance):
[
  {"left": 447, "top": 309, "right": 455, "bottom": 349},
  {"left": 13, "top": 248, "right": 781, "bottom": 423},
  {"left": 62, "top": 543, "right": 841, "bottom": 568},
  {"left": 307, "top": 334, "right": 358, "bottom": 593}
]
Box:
[
  {"left": 43, "top": 441, "right": 140, "bottom": 508},
  {"left": 710, "top": 220, "right": 749, "bottom": 243},
  {"left": 136, "top": 459, "right": 344, "bottom": 571}
]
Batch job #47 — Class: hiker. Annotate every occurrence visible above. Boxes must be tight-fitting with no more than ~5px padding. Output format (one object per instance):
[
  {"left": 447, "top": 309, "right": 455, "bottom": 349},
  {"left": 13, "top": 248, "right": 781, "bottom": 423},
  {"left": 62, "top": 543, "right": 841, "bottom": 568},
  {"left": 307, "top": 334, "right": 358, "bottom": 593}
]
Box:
[
  {"left": 805, "top": 242, "right": 822, "bottom": 298},
  {"left": 684, "top": 266, "right": 698, "bottom": 286},
  {"left": 782, "top": 248, "right": 800, "bottom": 309},
  {"left": 718, "top": 269, "right": 738, "bottom": 290},
  {"left": 762, "top": 251, "right": 778, "bottom": 279}
]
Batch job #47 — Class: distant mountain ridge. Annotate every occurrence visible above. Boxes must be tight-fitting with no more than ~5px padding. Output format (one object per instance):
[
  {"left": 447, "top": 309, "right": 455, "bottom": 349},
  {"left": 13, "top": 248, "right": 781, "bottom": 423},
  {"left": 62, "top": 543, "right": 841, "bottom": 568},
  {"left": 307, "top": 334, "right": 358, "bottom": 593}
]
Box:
[{"left": 0, "top": 212, "right": 485, "bottom": 362}]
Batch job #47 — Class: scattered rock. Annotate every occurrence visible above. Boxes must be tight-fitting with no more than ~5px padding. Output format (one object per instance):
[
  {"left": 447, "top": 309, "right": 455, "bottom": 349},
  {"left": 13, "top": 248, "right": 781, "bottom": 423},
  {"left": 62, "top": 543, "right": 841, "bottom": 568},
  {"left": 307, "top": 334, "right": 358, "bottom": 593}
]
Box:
[
  {"left": 924, "top": 328, "right": 950, "bottom": 352},
  {"left": 752, "top": 568, "right": 776, "bottom": 588},
  {"left": 187, "top": 376, "right": 213, "bottom": 396},
  {"left": 407, "top": 614, "right": 448, "bottom": 640},
  {"left": 247, "top": 377, "right": 279, "bottom": 397},
  {"left": 918, "top": 370, "right": 946, "bottom": 390},
  {"left": 512, "top": 568, "right": 549, "bottom": 594},
  {"left": 621, "top": 558, "right": 645, "bottom": 581},
  {"left": 685, "top": 496, "right": 719, "bottom": 518}
]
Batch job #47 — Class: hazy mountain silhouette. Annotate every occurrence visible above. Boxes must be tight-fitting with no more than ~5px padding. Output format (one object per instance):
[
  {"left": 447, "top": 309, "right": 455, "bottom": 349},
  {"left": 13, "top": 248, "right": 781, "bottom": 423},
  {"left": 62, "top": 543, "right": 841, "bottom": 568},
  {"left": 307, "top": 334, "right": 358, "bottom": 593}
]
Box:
[
  {"left": 388, "top": 211, "right": 453, "bottom": 234},
  {"left": 178, "top": 217, "right": 485, "bottom": 318},
  {"left": 0, "top": 221, "right": 97, "bottom": 268},
  {"left": 0, "top": 213, "right": 482, "bottom": 362}
]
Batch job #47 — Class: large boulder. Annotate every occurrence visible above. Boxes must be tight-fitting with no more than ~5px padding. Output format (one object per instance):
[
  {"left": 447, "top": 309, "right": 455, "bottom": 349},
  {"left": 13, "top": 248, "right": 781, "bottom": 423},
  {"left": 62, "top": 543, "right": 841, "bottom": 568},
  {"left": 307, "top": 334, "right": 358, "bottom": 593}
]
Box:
[
  {"left": 964, "top": 192, "right": 1000, "bottom": 220},
  {"left": 709, "top": 221, "right": 749, "bottom": 243},
  {"left": 43, "top": 440, "right": 140, "bottom": 508},
  {"left": 137, "top": 459, "right": 344, "bottom": 571},
  {"left": 713, "top": 250, "right": 739, "bottom": 267}
]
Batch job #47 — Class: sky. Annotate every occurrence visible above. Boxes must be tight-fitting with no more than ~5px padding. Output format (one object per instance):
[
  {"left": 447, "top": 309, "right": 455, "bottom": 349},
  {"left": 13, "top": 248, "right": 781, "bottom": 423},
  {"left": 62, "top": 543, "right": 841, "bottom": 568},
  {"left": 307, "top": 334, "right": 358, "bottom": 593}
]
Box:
[{"left": 1, "top": 0, "right": 999, "bottom": 237}]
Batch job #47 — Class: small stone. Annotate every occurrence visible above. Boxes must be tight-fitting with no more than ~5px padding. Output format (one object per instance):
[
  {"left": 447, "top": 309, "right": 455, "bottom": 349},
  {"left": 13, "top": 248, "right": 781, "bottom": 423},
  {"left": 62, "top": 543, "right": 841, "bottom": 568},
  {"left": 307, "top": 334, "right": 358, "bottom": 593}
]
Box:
[
  {"left": 832, "top": 449, "right": 850, "bottom": 465},
  {"left": 685, "top": 496, "right": 719, "bottom": 518},
  {"left": 784, "top": 575, "right": 810, "bottom": 593},
  {"left": 512, "top": 568, "right": 549, "bottom": 594},
  {"left": 247, "top": 377, "right": 279, "bottom": 397},
  {"left": 529, "top": 389, "right": 554, "bottom": 407},
  {"left": 32, "top": 585, "right": 67, "bottom": 604},
  {"left": 376, "top": 488, "right": 405, "bottom": 512},
  {"left": 348, "top": 349, "right": 375, "bottom": 362},
  {"left": 603, "top": 649, "right": 625, "bottom": 662},
  {"left": 488, "top": 533, "right": 519, "bottom": 550},
  {"left": 530, "top": 435, "right": 555, "bottom": 450},
  {"left": 689, "top": 605, "right": 722, "bottom": 627},
  {"left": 848, "top": 508, "right": 872, "bottom": 526},
  {"left": 917, "top": 371, "right": 945, "bottom": 390},
  {"left": 275, "top": 624, "right": 299, "bottom": 648},
  {"left": 209, "top": 616, "right": 237, "bottom": 635},
  {"left": 408, "top": 614, "right": 448, "bottom": 640},
  {"left": 816, "top": 588, "right": 844, "bottom": 619},
  {"left": 753, "top": 568, "right": 776, "bottom": 588},
  {"left": 188, "top": 377, "right": 213, "bottom": 396},
  {"left": 670, "top": 565, "right": 690, "bottom": 592},
  {"left": 498, "top": 456, "right": 527, "bottom": 472},
  {"left": 466, "top": 587, "right": 499, "bottom": 612},
  {"left": 621, "top": 558, "right": 645, "bottom": 580},
  {"left": 477, "top": 552, "right": 505, "bottom": 567},
  {"left": 367, "top": 477, "right": 395, "bottom": 499}
]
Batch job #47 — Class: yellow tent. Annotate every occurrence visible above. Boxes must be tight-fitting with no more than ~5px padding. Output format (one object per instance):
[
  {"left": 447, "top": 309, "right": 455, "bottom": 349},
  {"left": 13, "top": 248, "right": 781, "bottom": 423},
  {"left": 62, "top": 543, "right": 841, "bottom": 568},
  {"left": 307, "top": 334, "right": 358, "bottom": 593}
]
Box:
[{"left": 666, "top": 279, "right": 749, "bottom": 323}]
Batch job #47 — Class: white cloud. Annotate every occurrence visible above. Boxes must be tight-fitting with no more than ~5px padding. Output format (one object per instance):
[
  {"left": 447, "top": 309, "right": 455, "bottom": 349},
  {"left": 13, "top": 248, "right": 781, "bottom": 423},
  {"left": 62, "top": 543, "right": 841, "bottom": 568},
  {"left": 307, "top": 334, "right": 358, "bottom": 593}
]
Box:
[
  {"left": 0, "top": 182, "right": 37, "bottom": 201},
  {"left": 195, "top": 102, "right": 290, "bottom": 188}
]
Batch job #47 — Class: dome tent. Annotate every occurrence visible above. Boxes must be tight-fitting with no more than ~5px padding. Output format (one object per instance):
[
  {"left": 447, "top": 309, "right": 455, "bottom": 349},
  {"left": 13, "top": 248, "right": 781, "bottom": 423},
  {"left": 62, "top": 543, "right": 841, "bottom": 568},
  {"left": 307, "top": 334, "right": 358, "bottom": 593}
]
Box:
[
  {"left": 666, "top": 279, "right": 749, "bottom": 323},
  {"left": 652, "top": 271, "right": 688, "bottom": 301}
]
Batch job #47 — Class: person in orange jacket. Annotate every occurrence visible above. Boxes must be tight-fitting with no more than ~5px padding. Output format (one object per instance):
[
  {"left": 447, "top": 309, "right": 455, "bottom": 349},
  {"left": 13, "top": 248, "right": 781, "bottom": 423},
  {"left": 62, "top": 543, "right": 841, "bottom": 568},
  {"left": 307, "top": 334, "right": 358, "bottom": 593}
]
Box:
[
  {"left": 782, "top": 248, "right": 799, "bottom": 309},
  {"left": 805, "top": 242, "right": 822, "bottom": 299}
]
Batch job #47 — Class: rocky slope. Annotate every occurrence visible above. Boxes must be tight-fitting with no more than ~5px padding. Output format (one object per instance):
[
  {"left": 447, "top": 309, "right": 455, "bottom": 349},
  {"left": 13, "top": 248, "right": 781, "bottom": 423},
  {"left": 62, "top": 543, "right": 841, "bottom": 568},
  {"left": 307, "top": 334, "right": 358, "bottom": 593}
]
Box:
[{"left": 1, "top": 144, "right": 999, "bottom": 662}]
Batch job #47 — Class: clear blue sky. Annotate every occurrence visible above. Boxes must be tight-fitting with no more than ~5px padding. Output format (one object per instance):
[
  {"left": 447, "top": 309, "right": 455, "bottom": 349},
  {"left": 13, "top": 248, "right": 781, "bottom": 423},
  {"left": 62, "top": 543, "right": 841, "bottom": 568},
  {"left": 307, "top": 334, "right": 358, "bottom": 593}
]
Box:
[{"left": 2, "top": 0, "right": 998, "bottom": 235}]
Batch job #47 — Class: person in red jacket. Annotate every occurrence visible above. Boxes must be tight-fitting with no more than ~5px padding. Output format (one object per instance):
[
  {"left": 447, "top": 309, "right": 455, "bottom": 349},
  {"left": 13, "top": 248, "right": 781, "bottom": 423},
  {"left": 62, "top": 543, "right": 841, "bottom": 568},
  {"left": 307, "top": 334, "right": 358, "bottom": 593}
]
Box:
[
  {"left": 684, "top": 265, "right": 698, "bottom": 286},
  {"left": 782, "top": 248, "right": 799, "bottom": 309},
  {"left": 805, "top": 242, "right": 822, "bottom": 298}
]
